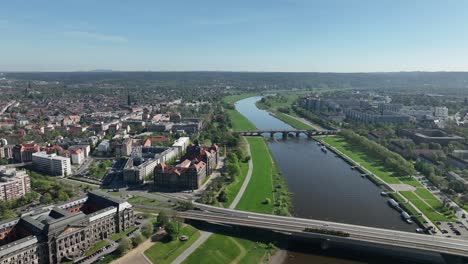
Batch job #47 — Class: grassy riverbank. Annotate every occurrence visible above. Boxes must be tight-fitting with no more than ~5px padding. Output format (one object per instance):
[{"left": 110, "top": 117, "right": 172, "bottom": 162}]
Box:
[
  {"left": 322, "top": 136, "right": 455, "bottom": 223},
  {"left": 236, "top": 137, "right": 276, "bottom": 214}
]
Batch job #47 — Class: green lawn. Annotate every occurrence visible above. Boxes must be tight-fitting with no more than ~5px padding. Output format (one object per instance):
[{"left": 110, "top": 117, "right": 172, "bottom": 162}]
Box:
[
  {"left": 128, "top": 196, "right": 170, "bottom": 207},
  {"left": 226, "top": 109, "right": 256, "bottom": 131},
  {"left": 400, "top": 191, "right": 453, "bottom": 222},
  {"left": 399, "top": 177, "right": 423, "bottom": 187},
  {"left": 236, "top": 137, "right": 275, "bottom": 214},
  {"left": 84, "top": 240, "right": 109, "bottom": 257},
  {"left": 182, "top": 233, "right": 269, "bottom": 264},
  {"left": 322, "top": 137, "right": 400, "bottom": 184},
  {"left": 144, "top": 225, "right": 200, "bottom": 264},
  {"left": 415, "top": 188, "right": 440, "bottom": 202}
]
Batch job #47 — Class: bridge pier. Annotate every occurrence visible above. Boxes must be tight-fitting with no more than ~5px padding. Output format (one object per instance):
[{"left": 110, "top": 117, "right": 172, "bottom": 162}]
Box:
[
  {"left": 296, "top": 132, "right": 300, "bottom": 137},
  {"left": 282, "top": 132, "right": 287, "bottom": 139},
  {"left": 320, "top": 239, "right": 331, "bottom": 250},
  {"left": 270, "top": 132, "right": 274, "bottom": 138}
]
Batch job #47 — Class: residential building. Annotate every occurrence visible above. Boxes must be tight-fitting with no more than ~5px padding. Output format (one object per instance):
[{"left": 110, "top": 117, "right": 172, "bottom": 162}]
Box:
[
  {"left": 68, "top": 144, "right": 91, "bottom": 158},
  {"left": 0, "top": 138, "right": 13, "bottom": 159},
  {"left": 32, "top": 152, "right": 72, "bottom": 176},
  {"left": 154, "top": 160, "right": 207, "bottom": 190},
  {"left": 70, "top": 149, "right": 84, "bottom": 165},
  {"left": 172, "top": 137, "right": 190, "bottom": 157},
  {"left": 114, "top": 138, "right": 132, "bottom": 157},
  {"left": 97, "top": 140, "right": 110, "bottom": 152},
  {"left": 0, "top": 166, "right": 31, "bottom": 201},
  {"left": 0, "top": 191, "right": 134, "bottom": 264},
  {"left": 13, "top": 143, "right": 40, "bottom": 163},
  {"left": 153, "top": 143, "right": 219, "bottom": 190},
  {"left": 398, "top": 129, "right": 465, "bottom": 146}
]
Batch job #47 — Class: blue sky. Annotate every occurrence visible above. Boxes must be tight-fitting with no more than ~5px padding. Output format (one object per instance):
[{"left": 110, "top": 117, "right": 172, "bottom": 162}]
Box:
[{"left": 1, "top": 0, "right": 468, "bottom": 72}]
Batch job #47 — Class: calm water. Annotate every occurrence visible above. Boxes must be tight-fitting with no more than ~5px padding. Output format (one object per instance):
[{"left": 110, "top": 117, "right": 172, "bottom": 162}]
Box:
[{"left": 234, "top": 96, "right": 417, "bottom": 263}]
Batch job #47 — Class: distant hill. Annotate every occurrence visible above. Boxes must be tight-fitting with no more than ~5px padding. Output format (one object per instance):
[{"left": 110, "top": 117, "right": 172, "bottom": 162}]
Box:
[
  {"left": 5, "top": 71, "right": 468, "bottom": 92},
  {"left": 89, "top": 69, "right": 115, "bottom": 72}
]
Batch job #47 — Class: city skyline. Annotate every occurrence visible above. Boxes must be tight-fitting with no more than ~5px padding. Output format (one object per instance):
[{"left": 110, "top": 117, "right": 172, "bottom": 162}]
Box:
[{"left": 2, "top": 0, "right": 468, "bottom": 72}]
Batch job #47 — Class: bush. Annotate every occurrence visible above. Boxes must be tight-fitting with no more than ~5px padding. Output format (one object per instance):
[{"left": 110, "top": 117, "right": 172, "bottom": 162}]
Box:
[
  {"left": 142, "top": 221, "right": 155, "bottom": 238},
  {"left": 117, "top": 237, "right": 132, "bottom": 255},
  {"left": 132, "top": 231, "right": 145, "bottom": 246},
  {"left": 263, "top": 198, "right": 271, "bottom": 205}
]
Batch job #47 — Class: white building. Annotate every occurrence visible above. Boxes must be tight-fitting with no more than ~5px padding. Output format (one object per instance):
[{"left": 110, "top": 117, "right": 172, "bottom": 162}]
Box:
[
  {"left": 70, "top": 149, "right": 84, "bottom": 165},
  {"left": 172, "top": 137, "right": 190, "bottom": 157},
  {"left": 69, "top": 144, "right": 91, "bottom": 158},
  {"left": 32, "top": 152, "right": 72, "bottom": 176}
]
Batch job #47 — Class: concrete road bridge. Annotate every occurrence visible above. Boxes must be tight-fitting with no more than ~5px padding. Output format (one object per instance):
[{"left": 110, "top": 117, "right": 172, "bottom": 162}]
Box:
[
  {"left": 176, "top": 203, "right": 468, "bottom": 263},
  {"left": 237, "top": 129, "right": 339, "bottom": 138}
]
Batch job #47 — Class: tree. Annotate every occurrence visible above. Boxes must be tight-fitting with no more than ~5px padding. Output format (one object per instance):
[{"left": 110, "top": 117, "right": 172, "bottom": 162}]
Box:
[
  {"left": 165, "top": 221, "right": 180, "bottom": 241},
  {"left": 117, "top": 237, "right": 133, "bottom": 255},
  {"left": 141, "top": 221, "right": 155, "bottom": 238},
  {"left": 57, "top": 190, "right": 69, "bottom": 201},
  {"left": 132, "top": 231, "right": 145, "bottom": 247},
  {"left": 218, "top": 190, "right": 228, "bottom": 203},
  {"left": 227, "top": 163, "right": 240, "bottom": 178},
  {"left": 40, "top": 193, "right": 53, "bottom": 204},
  {"left": 176, "top": 201, "right": 194, "bottom": 210},
  {"left": 449, "top": 180, "right": 465, "bottom": 193},
  {"left": 156, "top": 211, "right": 169, "bottom": 228}
]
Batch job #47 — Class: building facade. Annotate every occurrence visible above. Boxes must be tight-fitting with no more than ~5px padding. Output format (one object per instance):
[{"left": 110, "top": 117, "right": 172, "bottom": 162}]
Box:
[
  {"left": 0, "top": 166, "right": 31, "bottom": 201},
  {"left": 0, "top": 191, "right": 134, "bottom": 264},
  {"left": 13, "top": 144, "right": 40, "bottom": 163},
  {"left": 32, "top": 152, "right": 72, "bottom": 176},
  {"left": 153, "top": 143, "right": 219, "bottom": 190}
]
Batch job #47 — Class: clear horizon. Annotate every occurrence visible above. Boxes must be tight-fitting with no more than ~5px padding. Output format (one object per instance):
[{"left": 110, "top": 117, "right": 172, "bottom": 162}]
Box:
[{"left": 2, "top": 0, "right": 468, "bottom": 72}]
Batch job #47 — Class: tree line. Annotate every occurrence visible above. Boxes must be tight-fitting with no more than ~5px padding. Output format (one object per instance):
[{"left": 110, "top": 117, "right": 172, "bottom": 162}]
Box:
[{"left": 339, "top": 129, "right": 416, "bottom": 176}]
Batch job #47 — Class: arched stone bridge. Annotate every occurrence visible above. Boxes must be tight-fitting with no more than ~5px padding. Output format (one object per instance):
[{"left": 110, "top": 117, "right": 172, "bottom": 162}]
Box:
[{"left": 237, "top": 129, "right": 339, "bottom": 138}]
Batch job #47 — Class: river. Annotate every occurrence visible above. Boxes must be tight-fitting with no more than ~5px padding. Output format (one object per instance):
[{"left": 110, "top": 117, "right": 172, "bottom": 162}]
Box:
[{"left": 234, "top": 96, "right": 418, "bottom": 263}]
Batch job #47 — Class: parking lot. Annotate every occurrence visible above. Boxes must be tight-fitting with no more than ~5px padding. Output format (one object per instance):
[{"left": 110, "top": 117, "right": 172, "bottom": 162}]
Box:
[{"left": 437, "top": 221, "right": 468, "bottom": 239}]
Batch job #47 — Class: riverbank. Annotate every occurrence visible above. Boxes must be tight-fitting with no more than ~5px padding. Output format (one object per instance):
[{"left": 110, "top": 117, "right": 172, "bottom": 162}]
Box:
[
  {"left": 236, "top": 137, "right": 291, "bottom": 215},
  {"left": 320, "top": 136, "right": 456, "bottom": 225}
]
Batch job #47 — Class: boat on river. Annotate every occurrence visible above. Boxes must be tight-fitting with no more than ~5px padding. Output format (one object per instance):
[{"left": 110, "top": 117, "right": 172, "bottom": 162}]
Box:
[{"left": 321, "top": 146, "right": 327, "bottom": 153}]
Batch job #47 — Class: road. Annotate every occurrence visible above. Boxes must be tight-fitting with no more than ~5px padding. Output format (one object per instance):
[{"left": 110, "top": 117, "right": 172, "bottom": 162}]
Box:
[{"left": 179, "top": 203, "right": 468, "bottom": 258}]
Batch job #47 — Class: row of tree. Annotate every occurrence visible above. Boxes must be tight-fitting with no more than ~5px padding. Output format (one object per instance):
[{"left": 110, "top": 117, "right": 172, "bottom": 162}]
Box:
[{"left": 339, "top": 129, "right": 416, "bottom": 176}]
